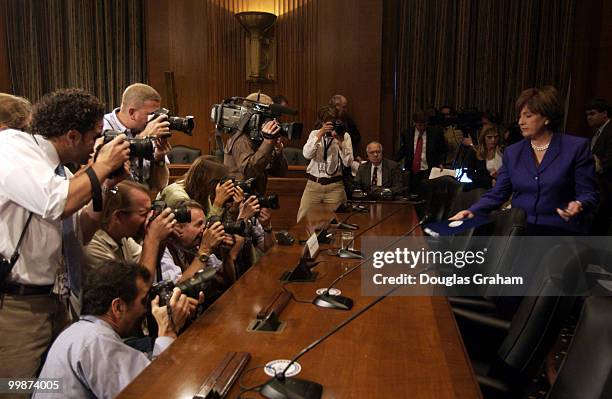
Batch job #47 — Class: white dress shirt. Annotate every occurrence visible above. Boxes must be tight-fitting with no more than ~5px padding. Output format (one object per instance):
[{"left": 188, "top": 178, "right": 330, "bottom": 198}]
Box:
[
  {"left": 34, "top": 315, "right": 174, "bottom": 399},
  {"left": 103, "top": 109, "right": 169, "bottom": 184},
  {"left": 0, "top": 129, "right": 82, "bottom": 285},
  {"left": 302, "top": 130, "right": 353, "bottom": 178}
]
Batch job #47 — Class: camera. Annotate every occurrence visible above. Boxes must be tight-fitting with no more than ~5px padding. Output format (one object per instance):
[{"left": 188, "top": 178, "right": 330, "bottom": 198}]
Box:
[
  {"left": 150, "top": 108, "right": 195, "bottom": 136},
  {"left": 256, "top": 194, "right": 280, "bottom": 210},
  {"left": 207, "top": 215, "right": 247, "bottom": 236},
  {"left": 150, "top": 268, "right": 216, "bottom": 306},
  {"left": 103, "top": 130, "right": 155, "bottom": 160},
  {"left": 211, "top": 97, "right": 302, "bottom": 141},
  {"left": 217, "top": 177, "right": 256, "bottom": 195},
  {"left": 151, "top": 200, "right": 191, "bottom": 223}
]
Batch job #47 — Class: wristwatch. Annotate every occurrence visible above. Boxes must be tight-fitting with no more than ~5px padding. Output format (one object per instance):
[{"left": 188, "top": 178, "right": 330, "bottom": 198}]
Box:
[{"left": 198, "top": 252, "right": 210, "bottom": 263}]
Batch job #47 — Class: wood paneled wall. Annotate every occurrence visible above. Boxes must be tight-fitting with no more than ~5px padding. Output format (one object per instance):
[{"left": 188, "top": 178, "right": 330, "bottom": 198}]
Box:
[
  {"left": 0, "top": 0, "right": 11, "bottom": 93},
  {"left": 145, "top": 0, "right": 383, "bottom": 157}
]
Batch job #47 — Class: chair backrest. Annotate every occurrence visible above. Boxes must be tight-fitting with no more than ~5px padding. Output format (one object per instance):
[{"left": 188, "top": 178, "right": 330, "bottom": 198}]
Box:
[
  {"left": 493, "top": 242, "right": 600, "bottom": 387},
  {"left": 283, "top": 146, "right": 309, "bottom": 166},
  {"left": 546, "top": 296, "right": 612, "bottom": 399},
  {"left": 449, "top": 187, "right": 488, "bottom": 217},
  {"left": 419, "top": 176, "right": 463, "bottom": 221},
  {"left": 167, "top": 145, "right": 201, "bottom": 164}
]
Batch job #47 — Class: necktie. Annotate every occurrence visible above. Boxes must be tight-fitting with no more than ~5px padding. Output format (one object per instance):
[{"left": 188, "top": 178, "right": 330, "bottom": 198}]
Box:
[
  {"left": 591, "top": 129, "right": 602, "bottom": 151},
  {"left": 412, "top": 132, "right": 423, "bottom": 173},
  {"left": 372, "top": 166, "right": 378, "bottom": 187},
  {"left": 55, "top": 165, "right": 82, "bottom": 297}
]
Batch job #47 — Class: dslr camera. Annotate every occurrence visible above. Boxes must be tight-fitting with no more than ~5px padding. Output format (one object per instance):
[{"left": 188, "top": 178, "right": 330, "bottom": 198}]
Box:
[
  {"left": 255, "top": 193, "right": 280, "bottom": 210},
  {"left": 218, "top": 177, "right": 256, "bottom": 195},
  {"left": 211, "top": 97, "right": 303, "bottom": 141},
  {"left": 150, "top": 268, "right": 216, "bottom": 306},
  {"left": 103, "top": 130, "right": 155, "bottom": 160},
  {"left": 151, "top": 200, "right": 191, "bottom": 224},
  {"left": 207, "top": 215, "right": 247, "bottom": 236},
  {"left": 150, "top": 108, "right": 195, "bottom": 136}
]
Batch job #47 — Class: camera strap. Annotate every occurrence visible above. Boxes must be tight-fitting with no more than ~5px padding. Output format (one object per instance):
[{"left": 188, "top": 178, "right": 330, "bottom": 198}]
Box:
[{"left": 3, "top": 212, "right": 33, "bottom": 272}]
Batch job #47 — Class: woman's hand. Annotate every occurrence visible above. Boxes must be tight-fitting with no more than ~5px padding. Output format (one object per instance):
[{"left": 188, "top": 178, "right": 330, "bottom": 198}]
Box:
[
  {"left": 449, "top": 210, "right": 475, "bottom": 221},
  {"left": 557, "top": 201, "right": 583, "bottom": 222}
]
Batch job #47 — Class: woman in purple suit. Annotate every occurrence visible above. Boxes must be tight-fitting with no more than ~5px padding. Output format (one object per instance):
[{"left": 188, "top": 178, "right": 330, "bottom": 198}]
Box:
[{"left": 450, "top": 86, "right": 598, "bottom": 235}]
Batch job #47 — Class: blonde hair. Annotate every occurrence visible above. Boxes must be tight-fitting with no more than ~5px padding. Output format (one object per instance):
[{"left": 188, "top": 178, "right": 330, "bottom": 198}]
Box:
[
  {"left": 0, "top": 93, "right": 32, "bottom": 130},
  {"left": 476, "top": 125, "right": 501, "bottom": 161},
  {"left": 120, "top": 83, "right": 161, "bottom": 110}
]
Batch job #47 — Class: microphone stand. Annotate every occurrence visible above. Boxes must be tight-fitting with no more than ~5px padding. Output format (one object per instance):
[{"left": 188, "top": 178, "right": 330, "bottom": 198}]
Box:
[
  {"left": 315, "top": 214, "right": 431, "bottom": 310},
  {"left": 335, "top": 204, "right": 419, "bottom": 260},
  {"left": 260, "top": 283, "right": 404, "bottom": 399}
]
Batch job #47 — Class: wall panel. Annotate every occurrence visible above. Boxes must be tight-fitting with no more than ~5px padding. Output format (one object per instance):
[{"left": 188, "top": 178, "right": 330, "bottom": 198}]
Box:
[{"left": 145, "top": 0, "right": 383, "bottom": 157}]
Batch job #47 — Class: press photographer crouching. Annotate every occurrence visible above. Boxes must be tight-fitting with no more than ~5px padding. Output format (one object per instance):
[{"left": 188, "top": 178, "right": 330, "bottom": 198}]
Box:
[
  {"left": 84, "top": 181, "right": 178, "bottom": 281},
  {"left": 208, "top": 180, "right": 277, "bottom": 276},
  {"left": 34, "top": 260, "right": 196, "bottom": 399},
  {"left": 161, "top": 199, "right": 244, "bottom": 292}
]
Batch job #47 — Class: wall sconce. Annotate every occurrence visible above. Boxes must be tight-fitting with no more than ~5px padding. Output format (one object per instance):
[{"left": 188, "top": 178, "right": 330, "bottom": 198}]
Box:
[{"left": 235, "top": 11, "right": 277, "bottom": 82}]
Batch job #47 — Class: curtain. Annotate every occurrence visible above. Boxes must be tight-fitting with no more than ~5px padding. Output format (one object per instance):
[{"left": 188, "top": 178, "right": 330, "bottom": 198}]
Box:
[
  {"left": 395, "top": 0, "right": 575, "bottom": 135},
  {"left": 5, "top": 0, "right": 145, "bottom": 109}
]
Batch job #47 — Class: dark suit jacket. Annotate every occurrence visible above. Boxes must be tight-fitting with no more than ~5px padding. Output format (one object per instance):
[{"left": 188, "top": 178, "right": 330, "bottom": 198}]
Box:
[
  {"left": 464, "top": 148, "right": 494, "bottom": 190},
  {"left": 592, "top": 120, "right": 612, "bottom": 180},
  {"left": 354, "top": 159, "right": 404, "bottom": 194},
  {"left": 393, "top": 126, "right": 447, "bottom": 172},
  {"left": 469, "top": 133, "right": 598, "bottom": 233}
]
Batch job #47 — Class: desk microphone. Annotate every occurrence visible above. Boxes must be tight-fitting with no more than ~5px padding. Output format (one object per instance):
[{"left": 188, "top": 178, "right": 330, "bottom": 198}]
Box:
[
  {"left": 330, "top": 208, "right": 364, "bottom": 231},
  {"left": 315, "top": 214, "right": 432, "bottom": 310},
  {"left": 259, "top": 283, "right": 403, "bottom": 399},
  {"left": 335, "top": 204, "right": 415, "bottom": 260}
]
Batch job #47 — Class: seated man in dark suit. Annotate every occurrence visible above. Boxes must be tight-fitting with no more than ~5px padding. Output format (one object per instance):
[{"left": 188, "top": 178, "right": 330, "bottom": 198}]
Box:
[
  {"left": 355, "top": 141, "right": 405, "bottom": 197},
  {"left": 393, "top": 110, "right": 447, "bottom": 194}
]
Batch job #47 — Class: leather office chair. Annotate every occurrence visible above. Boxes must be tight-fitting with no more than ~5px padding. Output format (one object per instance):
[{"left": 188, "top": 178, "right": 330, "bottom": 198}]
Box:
[
  {"left": 455, "top": 242, "right": 599, "bottom": 398},
  {"left": 283, "top": 146, "right": 309, "bottom": 166},
  {"left": 167, "top": 145, "right": 201, "bottom": 164},
  {"left": 448, "top": 208, "right": 527, "bottom": 318},
  {"left": 418, "top": 175, "right": 463, "bottom": 221},
  {"left": 545, "top": 296, "right": 612, "bottom": 399}
]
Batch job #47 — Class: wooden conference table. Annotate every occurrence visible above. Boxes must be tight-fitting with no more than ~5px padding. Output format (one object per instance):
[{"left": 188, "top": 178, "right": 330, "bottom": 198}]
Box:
[{"left": 117, "top": 202, "right": 481, "bottom": 399}]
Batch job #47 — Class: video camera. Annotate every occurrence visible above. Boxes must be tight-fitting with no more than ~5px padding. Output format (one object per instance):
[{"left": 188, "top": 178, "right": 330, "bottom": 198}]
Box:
[
  {"left": 150, "top": 268, "right": 216, "bottom": 306},
  {"left": 210, "top": 97, "right": 303, "bottom": 141},
  {"left": 150, "top": 108, "right": 195, "bottom": 136},
  {"left": 151, "top": 200, "right": 191, "bottom": 224}
]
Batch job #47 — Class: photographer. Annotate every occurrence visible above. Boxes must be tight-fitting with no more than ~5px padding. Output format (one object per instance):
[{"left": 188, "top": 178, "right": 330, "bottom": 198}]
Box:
[
  {"left": 163, "top": 200, "right": 244, "bottom": 287},
  {"left": 103, "top": 83, "right": 171, "bottom": 191},
  {"left": 224, "top": 92, "right": 288, "bottom": 195},
  {"left": 84, "top": 181, "right": 178, "bottom": 281},
  {"left": 0, "top": 93, "right": 32, "bottom": 131},
  {"left": 0, "top": 89, "right": 130, "bottom": 380},
  {"left": 297, "top": 106, "right": 354, "bottom": 222},
  {"left": 158, "top": 155, "right": 234, "bottom": 219},
  {"left": 34, "top": 260, "right": 197, "bottom": 399}
]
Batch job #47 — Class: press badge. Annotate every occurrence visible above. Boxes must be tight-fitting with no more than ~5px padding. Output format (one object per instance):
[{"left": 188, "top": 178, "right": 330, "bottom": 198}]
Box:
[
  {"left": 53, "top": 259, "right": 70, "bottom": 298},
  {"left": 317, "top": 161, "right": 328, "bottom": 174}
]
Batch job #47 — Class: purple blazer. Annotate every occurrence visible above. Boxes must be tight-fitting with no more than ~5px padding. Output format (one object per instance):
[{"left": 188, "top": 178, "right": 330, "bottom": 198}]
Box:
[{"left": 469, "top": 133, "right": 599, "bottom": 233}]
